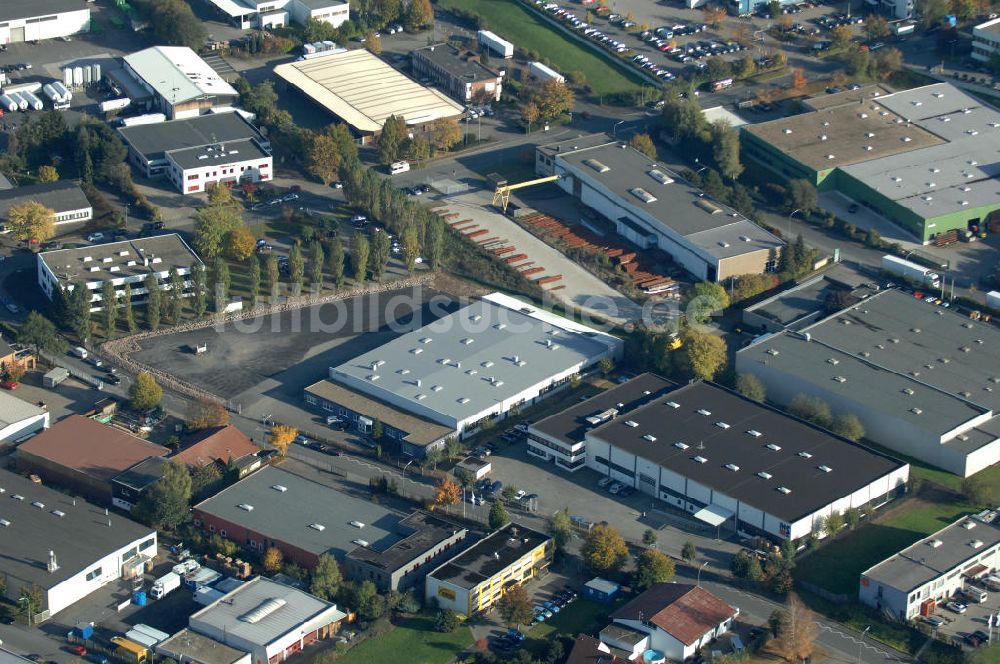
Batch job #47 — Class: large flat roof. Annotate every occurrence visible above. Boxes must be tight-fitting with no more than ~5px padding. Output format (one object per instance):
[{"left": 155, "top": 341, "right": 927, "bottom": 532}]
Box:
[
  {"left": 428, "top": 523, "right": 550, "bottom": 590},
  {"left": 169, "top": 137, "right": 270, "bottom": 171},
  {"left": 0, "top": 181, "right": 90, "bottom": 219},
  {"left": 587, "top": 382, "right": 906, "bottom": 522},
  {"left": 412, "top": 44, "right": 501, "bottom": 82},
  {"left": 347, "top": 511, "right": 465, "bottom": 571},
  {"left": 864, "top": 510, "right": 1000, "bottom": 592},
  {"left": 18, "top": 416, "right": 168, "bottom": 482},
  {"left": 273, "top": 49, "right": 465, "bottom": 133},
  {"left": 543, "top": 137, "right": 783, "bottom": 260},
  {"left": 330, "top": 293, "right": 619, "bottom": 428},
  {"left": 531, "top": 373, "right": 677, "bottom": 446},
  {"left": 39, "top": 234, "right": 203, "bottom": 284},
  {"left": 744, "top": 264, "right": 877, "bottom": 329},
  {"left": 190, "top": 577, "right": 346, "bottom": 648},
  {"left": 124, "top": 46, "right": 238, "bottom": 105},
  {"left": 194, "top": 466, "right": 407, "bottom": 560},
  {"left": 118, "top": 113, "right": 266, "bottom": 161},
  {"left": 156, "top": 628, "right": 248, "bottom": 664},
  {"left": 0, "top": 468, "right": 155, "bottom": 591},
  {"left": 0, "top": 390, "right": 47, "bottom": 430}
]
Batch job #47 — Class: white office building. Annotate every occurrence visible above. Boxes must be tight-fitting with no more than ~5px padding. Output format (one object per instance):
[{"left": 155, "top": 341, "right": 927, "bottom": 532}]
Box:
[{"left": 205, "top": 0, "right": 349, "bottom": 30}]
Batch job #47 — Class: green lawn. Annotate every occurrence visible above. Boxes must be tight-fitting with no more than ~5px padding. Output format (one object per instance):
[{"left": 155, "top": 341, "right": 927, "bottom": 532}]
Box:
[
  {"left": 795, "top": 499, "right": 976, "bottom": 596},
  {"left": 336, "top": 615, "right": 474, "bottom": 664},
  {"left": 523, "top": 597, "right": 626, "bottom": 657},
  {"left": 436, "top": 0, "right": 642, "bottom": 96}
]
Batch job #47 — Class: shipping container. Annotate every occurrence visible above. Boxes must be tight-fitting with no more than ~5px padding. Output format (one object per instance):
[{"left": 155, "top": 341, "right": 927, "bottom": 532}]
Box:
[
  {"left": 528, "top": 61, "right": 564, "bottom": 83},
  {"left": 478, "top": 30, "right": 514, "bottom": 58}
]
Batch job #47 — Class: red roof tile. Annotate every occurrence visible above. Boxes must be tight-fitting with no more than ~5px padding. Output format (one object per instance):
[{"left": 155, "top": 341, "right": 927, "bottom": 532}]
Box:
[
  {"left": 611, "top": 583, "right": 737, "bottom": 646},
  {"left": 172, "top": 425, "right": 258, "bottom": 468},
  {"left": 565, "top": 635, "right": 631, "bottom": 664}
]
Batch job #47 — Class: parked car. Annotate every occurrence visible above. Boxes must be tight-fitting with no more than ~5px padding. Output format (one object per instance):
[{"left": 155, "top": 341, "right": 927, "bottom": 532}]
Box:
[
  {"left": 543, "top": 600, "right": 561, "bottom": 613},
  {"left": 597, "top": 476, "right": 613, "bottom": 488},
  {"left": 1, "top": 381, "right": 18, "bottom": 390},
  {"left": 69, "top": 647, "right": 87, "bottom": 656},
  {"left": 923, "top": 615, "right": 945, "bottom": 628},
  {"left": 86, "top": 232, "right": 104, "bottom": 242},
  {"left": 947, "top": 601, "right": 967, "bottom": 614},
  {"left": 609, "top": 482, "right": 623, "bottom": 494},
  {"left": 105, "top": 375, "right": 122, "bottom": 385}
]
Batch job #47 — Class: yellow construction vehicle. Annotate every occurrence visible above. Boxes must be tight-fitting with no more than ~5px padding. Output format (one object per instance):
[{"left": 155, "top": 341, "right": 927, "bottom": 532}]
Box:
[{"left": 490, "top": 174, "right": 561, "bottom": 212}]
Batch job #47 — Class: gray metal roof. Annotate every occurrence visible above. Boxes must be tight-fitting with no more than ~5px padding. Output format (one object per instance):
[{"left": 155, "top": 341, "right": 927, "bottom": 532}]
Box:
[
  {"left": 39, "top": 234, "right": 202, "bottom": 284},
  {"left": 330, "top": 293, "right": 619, "bottom": 428},
  {"left": 190, "top": 577, "right": 345, "bottom": 647},
  {"left": 744, "top": 265, "right": 877, "bottom": 329},
  {"left": 0, "top": 468, "right": 155, "bottom": 591},
  {"left": 0, "top": 0, "right": 85, "bottom": 22},
  {"left": 124, "top": 47, "right": 237, "bottom": 105},
  {"left": 156, "top": 628, "right": 248, "bottom": 664},
  {"left": 0, "top": 181, "right": 91, "bottom": 219},
  {"left": 587, "top": 382, "right": 907, "bottom": 522},
  {"left": 193, "top": 466, "right": 407, "bottom": 560},
  {"left": 0, "top": 390, "right": 47, "bottom": 430},
  {"left": 863, "top": 510, "right": 1000, "bottom": 592},
  {"left": 119, "top": 113, "right": 265, "bottom": 161},
  {"left": 548, "top": 137, "right": 783, "bottom": 260}
]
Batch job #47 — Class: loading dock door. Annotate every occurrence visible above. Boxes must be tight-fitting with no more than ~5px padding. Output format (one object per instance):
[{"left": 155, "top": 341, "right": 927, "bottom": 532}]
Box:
[{"left": 10, "top": 27, "right": 25, "bottom": 43}]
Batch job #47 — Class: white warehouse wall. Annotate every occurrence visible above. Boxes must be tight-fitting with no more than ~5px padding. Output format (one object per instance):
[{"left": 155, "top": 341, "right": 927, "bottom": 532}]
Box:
[
  {"left": 0, "top": 9, "right": 90, "bottom": 44},
  {"left": 47, "top": 532, "right": 156, "bottom": 616}
]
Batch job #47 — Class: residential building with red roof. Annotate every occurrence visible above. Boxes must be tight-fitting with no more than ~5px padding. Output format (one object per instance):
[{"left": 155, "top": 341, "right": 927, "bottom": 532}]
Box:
[{"left": 172, "top": 425, "right": 260, "bottom": 474}]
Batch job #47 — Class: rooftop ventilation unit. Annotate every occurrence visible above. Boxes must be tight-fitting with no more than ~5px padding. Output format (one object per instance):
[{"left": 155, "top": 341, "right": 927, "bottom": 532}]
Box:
[
  {"left": 911, "top": 407, "right": 923, "bottom": 415},
  {"left": 648, "top": 169, "right": 674, "bottom": 184},
  {"left": 902, "top": 388, "right": 914, "bottom": 395},
  {"left": 353, "top": 539, "right": 369, "bottom": 547},
  {"left": 461, "top": 338, "right": 474, "bottom": 345},
  {"left": 963, "top": 520, "right": 976, "bottom": 529},
  {"left": 766, "top": 443, "right": 782, "bottom": 451},
  {"left": 747, "top": 430, "right": 762, "bottom": 438},
  {"left": 827, "top": 358, "right": 839, "bottom": 365},
  {"left": 31, "top": 501, "right": 44, "bottom": 509},
  {"left": 697, "top": 409, "right": 711, "bottom": 416},
  {"left": 583, "top": 158, "right": 610, "bottom": 173},
  {"left": 826, "top": 155, "right": 835, "bottom": 160},
  {"left": 458, "top": 397, "right": 471, "bottom": 404},
  {"left": 469, "top": 314, "right": 482, "bottom": 322},
  {"left": 350, "top": 521, "right": 365, "bottom": 528},
  {"left": 431, "top": 385, "right": 443, "bottom": 392},
  {"left": 494, "top": 323, "right": 506, "bottom": 330},
  {"left": 783, "top": 128, "right": 792, "bottom": 134},
  {"left": 625, "top": 420, "right": 639, "bottom": 428},
  {"left": 410, "top": 348, "right": 423, "bottom": 354},
  {"left": 716, "top": 422, "right": 730, "bottom": 429},
  {"left": 818, "top": 465, "right": 832, "bottom": 473},
  {"left": 675, "top": 442, "right": 689, "bottom": 450},
  {"left": 420, "top": 337, "right": 432, "bottom": 344},
  {"left": 766, "top": 348, "right": 779, "bottom": 356},
  {"left": 833, "top": 376, "right": 846, "bottom": 383},
  {"left": 52, "top": 510, "right": 65, "bottom": 517},
  {"left": 629, "top": 187, "right": 657, "bottom": 204},
  {"left": 272, "top": 484, "right": 287, "bottom": 492},
  {"left": 798, "top": 451, "right": 813, "bottom": 459},
  {"left": 777, "top": 486, "right": 792, "bottom": 494},
  {"left": 971, "top": 539, "right": 984, "bottom": 549},
  {"left": 0, "top": 519, "right": 8, "bottom": 527},
  {"left": 309, "top": 523, "right": 326, "bottom": 531},
  {"left": 724, "top": 463, "right": 740, "bottom": 472},
  {"left": 643, "top": 434, "right": 657, "bottom": 442},
  {"left": 238, "top": 503, "right": 254, "bottom": 511},
  {"left": 928, "top": 539, "right": 943, "bottom": 548},
  {"left": 482, "top": 361, "right": 494, "bottom": 368},
  {"left": 666, "top": 401, "right": 680, "bottom": 409},
  {"left": 757, "top": 472, "right": 772, "bottom": 479},
  {"left": 415, "top": 394, "right": 426, "bottom": 400},
  {"left": 693, "top": 456, "right": 708, "bottom": 464}
]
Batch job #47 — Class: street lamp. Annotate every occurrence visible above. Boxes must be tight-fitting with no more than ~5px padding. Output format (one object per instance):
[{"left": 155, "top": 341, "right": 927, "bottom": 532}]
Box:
[
  {"left": 613, "top": 120, "right": 626, "bottom": 137},
  {"left": 697, "top": 561, "right": 709, "bottom": 587},
  {"left": 787, "top": 208, "right": 803, "bottom": 238},
  {"left": 857, "top": 625, "right": 871, "bottom": 664}
]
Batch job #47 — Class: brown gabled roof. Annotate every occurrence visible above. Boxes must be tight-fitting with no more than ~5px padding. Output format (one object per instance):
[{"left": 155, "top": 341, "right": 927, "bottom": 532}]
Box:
[
  {"left": 564, "top": 635, "right": 630, "bottom": 664},
  {"left": 610, "top": 583, "right": 737, "bottom": 646},
  {"left": 17, "top": 415, "right": 168, "bottom": 482},
  {"left": 172, "top": 425, "right": 258, "bottom": 468}
]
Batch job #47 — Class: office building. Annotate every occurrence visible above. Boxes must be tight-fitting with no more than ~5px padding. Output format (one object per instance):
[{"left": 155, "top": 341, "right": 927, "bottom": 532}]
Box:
[
  {"left": 0, "top": 181, "right": 92, "bottom": 228},
  {"left": 411, "top": 44, "right": 504, "bottom": 103}
]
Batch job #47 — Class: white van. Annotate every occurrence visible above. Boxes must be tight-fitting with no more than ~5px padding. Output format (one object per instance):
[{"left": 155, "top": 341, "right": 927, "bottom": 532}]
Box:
[
  {"left": 963, "top": 587, "right": 988, "bottom": 604},
  {"left": 72, "top": 346, "right": 88, "bottom": 359},
  {"left": 389, "top": 160, "right": 410, "bottom": 175}
]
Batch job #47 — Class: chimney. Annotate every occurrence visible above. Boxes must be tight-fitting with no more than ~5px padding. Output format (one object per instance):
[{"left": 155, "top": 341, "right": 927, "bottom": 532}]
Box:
[{"left": 47, "top": 550, "right": 59, "bottom": 573}]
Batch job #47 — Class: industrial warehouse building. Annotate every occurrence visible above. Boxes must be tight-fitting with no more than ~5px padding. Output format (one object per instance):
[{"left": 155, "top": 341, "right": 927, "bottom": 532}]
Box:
[
  {"left": 536, "top": 134, "right": 784, "bottom": 282},
  {"left": 206, "top": 0, "right": 349, "bottom": 30},
  {"left": 305, "top": 292, "right": 622, "bottom": 454},
  {"left": 189, "top": 577, "right": 347, "bottom": 664},
  {"left": 0, "top": 468, "right": 157, "bottom": 617},
  {"left": 0, "top": 181, "right": 92, "bottom": 228},
  {"left": 0, "top": 390, "right": 49, "bottom": 446},
  {"left": 16, "top": 416, "right": 169, "bottom": 503},
  {"left": 192, "top": 466, "right": 468, "bottom": 589},
  {"left": 576, "top": 379, "right": 908, "bottom": 541},
  {"left": 410, "top": 44, "right": 504, "bottom": 103},
  {"left": 426, "top": 523, "right": 552, "bottom": 616},
  {"left": 741, "top": 83, "right": 1000, "bottom": 244},
  {"left": 36, "top": 234, "right": 204, "bottom": 311},
  {"left": 0, "top": 0, "right": 90, "bottom": 44},
  {"left": 860, "top": 509, "right": 1000, "bottom": 621},
  {"left": 736, "top": 288, "right": 1000, "bottom": 476},
  {"left": 118, "top": 112, "right": 272, "bottom": 193},
  {"left": 122, "top": 46, "right": 239, "bottom": 119},
  {"left": 274, "top": 49, "right": 465, "bottom": 143}
]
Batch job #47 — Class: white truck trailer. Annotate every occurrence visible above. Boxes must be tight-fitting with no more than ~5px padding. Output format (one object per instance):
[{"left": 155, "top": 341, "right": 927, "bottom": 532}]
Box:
[
  {"left": 881, "top": 254, "right": 941, "bottom": 288},
  {"left": 478, "top": 30, "right": 514, "bottom": 58},
  {"left": 149, "top": 572, "right": 181, "bottom": 600}
]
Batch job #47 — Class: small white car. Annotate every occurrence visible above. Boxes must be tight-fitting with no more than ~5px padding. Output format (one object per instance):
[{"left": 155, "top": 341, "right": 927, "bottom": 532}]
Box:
[
  {"left": 946, "top": 601, "right": 967, "bottom": 614},
  {"left": 86, "top": 232, "right": 104, "bottom": 242}
]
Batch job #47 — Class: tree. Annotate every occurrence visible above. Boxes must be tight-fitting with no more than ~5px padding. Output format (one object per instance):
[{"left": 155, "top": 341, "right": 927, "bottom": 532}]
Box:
[
  {"left": 824, "top": 510, "right": 844, "bottom": 537},
  {"left": 963, "top": 474, "right": 995, "bottom": 507},
  {"left": 168, "top": 267, "right": 184, "bottom": 324},
  {"left": 7, "top": 201, "right": 55, "bottom": 246},
  {"left": 876, "top": 48, "right": 903, "bottom": 78},
  {"left": 370, "top": 230, "right": 391, "bottom": 281},
  {"left": 864, "top": 15, "right": 890, "bottom": 41},
  {"left": 101, "top": 281, "right": 118, "bottom": 338},
  {"left": 687, "top": 281, "right": 731, "bottom": 325},
  {"left": 263, "top": 547, "right": 284, "bottom": 574},
  {"left": 435, "top": 609, "right": 460, "bottom": 633},
  {"left": 917, "top": 0, "right": 948, "bottom": 28},
  {"left": 598, "top": 357, "right": 615, "bottom": 377},
  {"left": 267, "top": 254, "right": 280, "bottom": 299},
  {"left": 310, "top": 553, "right": 342, "bottom": 601},
  {"left": 226, "top": 227, "right": 256, "bottom": 262},
  {"left": 352, "top": 235, "right": 371, "bottom": 283},
  {"left": 547, "top": 509, "right": 573, "bottom": 549},
  {"left": 355, "top": 580, "right": 386, "bottom": 620},
  {"left": 830, "top": 413, "right": 865, "bottom": 441},
  {"left": 328, "top": 237, "right": 345, "bottom": 288},
  {"left": 581, "top": 524, "right": 629, "bottom": 574},
  {"left": 488, "top": 500, "right": 510, "bottom": 530},
  {"left": 150, "top": 0, "right": 207, "bottom": 50},
  {"left": 187, "top": 265, "right": 206, "bottom": 319},
  {"left": 735, "top": 373, "right": 766, "bottom": 402},
  {"left": 144, "top": 274, "right": 161, "bottom": 331},
  {"left": 435, "top": 477, "right": 461, "bottom": 506},
  {"left": 785, "top": 179, "right": 818, "bottom": 215},
  {"left": 377, "top": 115, "right": 407, "bottom": 165},
  {"left": 703, "top": 4, "right": 727, "bottom": 27},
  {"left": 430, "top": 118, "right": 462, "bottom": 152},
  {"left": 639, "top": 528, "right": 657, "bottom": 548},
  {"left": 830, "top": 25, "right": 853, "bottom": 48},
  {"left": 37, "top": 165, "right": 58, "bottom": 182},
  {"left": 185, "top": 399, "right": 229, "bottom": 431},
  {"left": 712, "top": 122, "right": 743, "bottom": 180},
  {"left": 791, "top": 67, "right": 807, "bottom": 90},
  {"left": 305, "top": 132, "right": 342, "bottom": 185},
  {"left": 534, "top": 79, "right": 575, "bottom": 121},
  {"left": 288, "top": 242, "right": 305, "bottom": 295},
  {"left": 194, "top": 201, "right": 242, "bottom": 260},
  {"left": 241, "top": 80, "right": 279, "bottom": 118},
  {"left": 773, "top": 594, "right": 818, "bottom": 663},
  {"left": 17, "top": 311, "right": 67, "bottom": 356},
  {"left": 733, "top": 273, "right": 777, "bottom": 302},
  {"left": 408, "top": 136, "right": 430, "bottom": 164},
  {"left": 679, "top": 329, "right": 727, "bottom": 380},
  {"left": 309, "top": 240, "right": 325, "bottom": 290},
  {"left": 629, "top": 133, "right": 657, "bottom": 159},
  {"left": 269, "top": 424, "right": 298, "bottom": 455},
  {"left": 768, "top": 0, "right": 782, "bottom": 15},
  {"left": 132, "top": 460, "right": 191, "bottom": 530},
  {"left": 521, "top": 102, "right": 540, "bottom": 132},
  {"left": 682, "top": 541, "right": 698, "bottom": 562},
  {"left": 244, "top": 256, "right": 260, "bottom": 309},
  {"left": 788, "top": 394, "right": 833, "bottom": 428},
  {"left": 61, "top": 281, "right": 92, "bottom": 341},
  {"left": 400, "top": 225, "right": 420, "bottom": 272},
  {"left": 129, "top": 372, "right": 162, "bottom": 412},
  {"left": 633, "top": 549, "right": 676, "bottom": 590},
  {"left": 406, "top": 0, "right": 433, "bottom": 30},
  {"left": 497, "top": 584, "right": 534, "bottom": 627},
  {"left": 425, "top": 216, "right": 445, "bottom": 270},
  {"left": 211, "top": 256, "right": 231, "bottom": 310}
]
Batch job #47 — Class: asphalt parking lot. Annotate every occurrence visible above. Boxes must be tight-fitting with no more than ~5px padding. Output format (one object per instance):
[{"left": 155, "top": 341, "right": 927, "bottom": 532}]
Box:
[{"left": 933, "top": 586, "right": 1000, "bottom": 649}]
